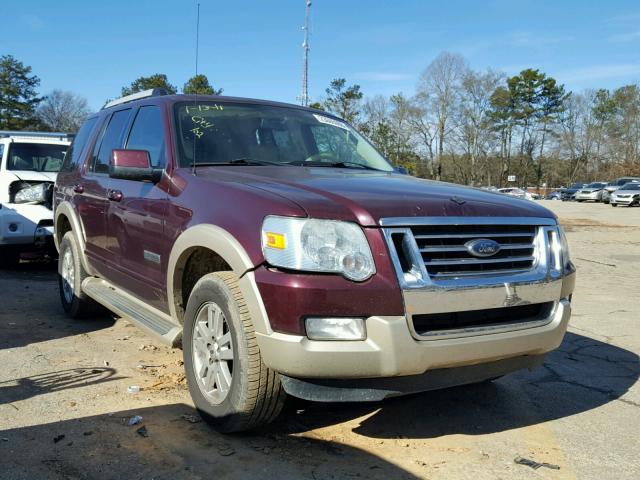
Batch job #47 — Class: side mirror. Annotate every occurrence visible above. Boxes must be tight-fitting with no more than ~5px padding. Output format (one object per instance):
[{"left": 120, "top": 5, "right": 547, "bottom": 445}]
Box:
[
  {"left": 394, "top": 166, "right": 408, "bottom": 175},
  {"left": 109, "top": 149, "right": 163, "bottom": 183}
]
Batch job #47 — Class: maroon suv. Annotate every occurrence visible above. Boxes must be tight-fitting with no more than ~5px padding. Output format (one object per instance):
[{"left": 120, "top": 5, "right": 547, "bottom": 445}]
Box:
[{"left": 54, "top": 89, "right": 576, "bottom": 432}]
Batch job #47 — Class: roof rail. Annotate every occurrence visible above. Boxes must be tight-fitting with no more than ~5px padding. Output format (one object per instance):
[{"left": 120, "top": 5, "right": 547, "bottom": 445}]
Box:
[
  {"left": 102, "top": 88, "right": 169, "bottom": 110},
  {"left": 0, "top": 130, "right": 73, "bottom": 140}
]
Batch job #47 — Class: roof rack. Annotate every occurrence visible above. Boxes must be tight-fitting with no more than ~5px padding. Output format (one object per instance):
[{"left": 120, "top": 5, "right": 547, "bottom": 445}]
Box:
[
  {"left": 0, "top": 131, "right": 73, "bottom": 140},
  {"left": 102, "top": 88, "right": 169, "bottom": 110}
]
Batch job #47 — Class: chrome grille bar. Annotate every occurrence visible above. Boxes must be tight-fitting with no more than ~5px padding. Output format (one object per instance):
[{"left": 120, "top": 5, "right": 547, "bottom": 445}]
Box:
[
  {"left": 414, "top": 232, "right": 534, "bottom": 240},
  {"left": 420, "top": 243, "right": 533, "bottom": 253},
  {"left": 425, "top": 255, "right": 535, "bottom": 266}
]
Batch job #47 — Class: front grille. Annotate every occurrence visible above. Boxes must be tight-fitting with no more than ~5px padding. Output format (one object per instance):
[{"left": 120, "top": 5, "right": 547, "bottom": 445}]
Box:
[
  {"left": 409, "top": 224, "right": 537, "bottom": 278},
  {"left": 412, "top": 302, "right": 554, "bottom": 335}
]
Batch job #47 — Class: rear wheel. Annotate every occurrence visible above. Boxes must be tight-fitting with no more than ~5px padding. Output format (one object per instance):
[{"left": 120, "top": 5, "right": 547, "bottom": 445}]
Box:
[
  {"left": 58, "top": 232, "right": 102, "bottom": 318},
  {"left": 183, "top": 272, "right": 286, "bottom": 433}
]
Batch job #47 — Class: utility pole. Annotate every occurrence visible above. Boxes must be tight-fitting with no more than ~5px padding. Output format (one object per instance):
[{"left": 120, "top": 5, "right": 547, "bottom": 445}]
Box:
[{"left": 299, "top": 1, "right": 312, "bottom": 106}]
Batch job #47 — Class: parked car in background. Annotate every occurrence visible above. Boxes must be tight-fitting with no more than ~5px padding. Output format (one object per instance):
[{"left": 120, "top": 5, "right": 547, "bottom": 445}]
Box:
[
  {"left": 561, "top": 183, "right": 585, "bottom": 201},
  {"left": 610, "top": 182, "right": 640, "bottom": 207},
  {"left": 54, "top": 90, "right": 575, "bottom": 432},
  {"left": 497, "top": 187, "right": 533, "bottom": 200},
  {"left": 575, "top": 182, "right": 607, "bottom": 202},
  {"left": 546, "top": 190, "right": 562, "bottom": 200},
  {"left": 0, "top": 131, "right": 71, "bottom": 267},
  {"left": 602, "top": 177, "right": 640, "bottom": 204}
]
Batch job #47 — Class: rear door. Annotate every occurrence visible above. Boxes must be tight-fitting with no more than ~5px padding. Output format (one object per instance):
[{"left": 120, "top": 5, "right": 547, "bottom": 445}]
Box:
[
  {"left": 105, "top": 104, "right": 171, "bottom": 312},
  {"left": 77, "top": 108, "right": 132, "bottom": 275}
]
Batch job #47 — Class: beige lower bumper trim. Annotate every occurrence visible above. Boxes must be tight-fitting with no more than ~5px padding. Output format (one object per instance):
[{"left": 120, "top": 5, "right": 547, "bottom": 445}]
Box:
[{"left": 256, "top": 299, "right": 571, "bottom": 379}]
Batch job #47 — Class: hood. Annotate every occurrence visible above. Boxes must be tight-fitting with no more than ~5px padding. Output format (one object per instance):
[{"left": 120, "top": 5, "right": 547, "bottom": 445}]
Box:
[
  {"left": 8, "top": 171, "right": 57, "bottom": 182},
  {"left": 194, "top": 167, "right": 556, "bottom": 226},
  {"left": 580, "top": 187, "right": 602, "bottom": 192},
  {"left": 614, "top": 188, "right": 640, "bottom": 195}
]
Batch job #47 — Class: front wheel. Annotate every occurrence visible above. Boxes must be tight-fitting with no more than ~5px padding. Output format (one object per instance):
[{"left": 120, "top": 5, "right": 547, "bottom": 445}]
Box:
[
  {"left": 183, "top": 272, "right": 286, "bottom": 433},
  {"left": 611, "top": 203, "right": 618, "bottom": 207},
  {"left": 58, "top": 232, "right": 102, "bottom": 318}
]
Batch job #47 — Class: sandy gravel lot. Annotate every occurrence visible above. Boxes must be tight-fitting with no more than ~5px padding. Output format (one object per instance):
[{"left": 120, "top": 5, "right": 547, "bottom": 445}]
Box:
[{"left": 1, "top": 201, "right": 638, "bottom": 479}]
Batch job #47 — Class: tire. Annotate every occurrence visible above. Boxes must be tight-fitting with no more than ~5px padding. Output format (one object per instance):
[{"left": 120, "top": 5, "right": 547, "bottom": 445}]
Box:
[
  {"left": 58, "top": 231, "right": 102, "bottom": 318},
  {"left": 183, "top": 271, "right": 286, "bottom": 433},
  {"left": 611, "top": 203, "right": 618, "bottom": 207}
]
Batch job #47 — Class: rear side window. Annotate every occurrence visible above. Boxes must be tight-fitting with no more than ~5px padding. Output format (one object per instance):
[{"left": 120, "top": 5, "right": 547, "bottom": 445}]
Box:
[
  {"left": 92, "top": 109, "right": 132, "bottom": 173},
  {"left": 126, "top": 106, "right": 166, "bottom": 168},
  {"left": 61, "top": 117, "right": 99, "bottom": 172}
]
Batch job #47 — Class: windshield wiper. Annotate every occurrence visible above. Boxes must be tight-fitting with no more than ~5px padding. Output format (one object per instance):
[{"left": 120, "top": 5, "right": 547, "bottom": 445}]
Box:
[
  {"left": 228, "top": 158, "right": 284, "bottom": 166},
  {"left": 292, "top": 160, "right": 380, "bottom": 171},
  {"left": 193, "top": 158, "right": 284, "bottom": 167}
]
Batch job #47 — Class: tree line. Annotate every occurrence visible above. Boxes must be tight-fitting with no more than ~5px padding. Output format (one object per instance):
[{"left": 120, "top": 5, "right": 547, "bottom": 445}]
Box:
[
  {"left": 2, "top": 52, "right": 639, "bottom": 186},
  {"left": 312, "top": 52, "right": 640, "bottom": 187},
  {"left": 0, "top": 54, "right": 222, "bottom": 133}
]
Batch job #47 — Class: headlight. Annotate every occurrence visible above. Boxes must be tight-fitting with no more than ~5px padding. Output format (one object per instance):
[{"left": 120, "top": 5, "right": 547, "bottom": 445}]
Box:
[
  {"left": 261, "top": 216, "right": 375, "bottom": 281},
  {"left": 13, "top": 183, "right": 49, "bottom": 204}
]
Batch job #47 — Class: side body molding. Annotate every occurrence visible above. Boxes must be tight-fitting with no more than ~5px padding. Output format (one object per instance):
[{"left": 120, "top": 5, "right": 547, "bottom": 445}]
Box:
[{"left": 166, "top": 224, "right": 273, "bottom": 335}]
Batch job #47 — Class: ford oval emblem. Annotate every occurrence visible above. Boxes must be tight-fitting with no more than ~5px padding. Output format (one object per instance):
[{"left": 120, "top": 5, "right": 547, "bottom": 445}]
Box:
[{"left": 465, "top": 238, "right": 501, "bottom": 258}]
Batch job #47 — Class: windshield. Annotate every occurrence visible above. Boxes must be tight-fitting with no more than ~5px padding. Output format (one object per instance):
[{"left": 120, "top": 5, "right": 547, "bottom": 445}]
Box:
[
  {"left": 586, "top": 182, "right": 606, "bottom": 188},
  {"left": 173, "top": 101, "right": 393, "bottom": 171},
  {"left": 7, "top": 143, "right": 68, "bottom": 172},
  {"left": 616, "top": 178, "right": 638, "bottom": 186},
  {"left": 569, "top": 183, "right": 584, "bottom": 189},
  {"left": 620, "top": 183, "right": 640, "bottom": 191}
]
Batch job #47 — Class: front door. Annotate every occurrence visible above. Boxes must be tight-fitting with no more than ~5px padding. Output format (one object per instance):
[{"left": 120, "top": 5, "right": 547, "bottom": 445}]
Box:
[
  {"left": 105, "top": 105, "right": 171, "bottom": 312},
  {"left": 78, "top": 108, "right": 132, "bottom": 277}
]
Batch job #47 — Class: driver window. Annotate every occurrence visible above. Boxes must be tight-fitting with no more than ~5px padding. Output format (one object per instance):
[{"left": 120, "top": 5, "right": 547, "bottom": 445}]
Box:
[{"left": 126, "top": 106, "right": 166, "bottom": 168}]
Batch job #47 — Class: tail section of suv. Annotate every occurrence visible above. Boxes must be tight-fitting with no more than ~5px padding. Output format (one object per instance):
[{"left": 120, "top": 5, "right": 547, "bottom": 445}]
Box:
[
  {"left": 0, "top": 131, "right": 70, "bottom": 267},
  {"left": 54, "top": 90, "right": 575, "bottom": 432}
]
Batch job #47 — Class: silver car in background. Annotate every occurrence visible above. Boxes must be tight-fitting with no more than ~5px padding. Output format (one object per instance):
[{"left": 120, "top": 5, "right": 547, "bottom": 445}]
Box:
[
  {"left": 602, "top": 177, "right": 640, "bottom": 204},
  {"left": 575, "top": 182, "right": 607, "bottom": 202},
  {"left": 610, "top": 182, "right": 640, "bottom": 207}
]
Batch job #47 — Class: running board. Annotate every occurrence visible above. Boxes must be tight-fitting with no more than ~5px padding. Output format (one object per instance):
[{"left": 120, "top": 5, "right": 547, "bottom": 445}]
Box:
[{"left": 82, "top": 278, "right": 182, "bottom": 347}]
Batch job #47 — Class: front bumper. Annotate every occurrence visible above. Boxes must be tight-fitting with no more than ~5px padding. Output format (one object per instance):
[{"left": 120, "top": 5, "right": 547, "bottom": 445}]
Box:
[
  {"left": 0, "top": 203, "right": 54, "bottom": 246},
  {"left": 256, "top": 274, "right": 574, "bottom": 379},
  {"left": 575, "top": 191, "right": 601, "bottom": 201},
  {"left": 611, "top": 196, "right": 638, "bottom": 206}
]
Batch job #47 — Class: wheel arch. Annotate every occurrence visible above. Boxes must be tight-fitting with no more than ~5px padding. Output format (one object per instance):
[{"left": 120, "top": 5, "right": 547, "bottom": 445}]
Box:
[
  {"left": 54, "top": 201, "right": 94, "bottom": 275},
  {"left": 167, "top": 224, "right": 272, "bottom": 335}
]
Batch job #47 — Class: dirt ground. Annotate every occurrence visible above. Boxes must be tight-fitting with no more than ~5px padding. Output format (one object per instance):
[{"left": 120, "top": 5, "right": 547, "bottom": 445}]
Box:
[{"left": 1, "top": 201, "right": 638, "bottom": 480}]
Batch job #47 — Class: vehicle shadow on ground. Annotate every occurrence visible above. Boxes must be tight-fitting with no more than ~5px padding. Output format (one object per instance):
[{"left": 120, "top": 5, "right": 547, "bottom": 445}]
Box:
[
  {"left": 0, "top": 368, "right": 121, "bottom": 405},
  {"left": 0, "top": 263, "right": 115, "bottom": 351},
  {"left": 276, "top": 332, "right": 639, "bottom": 440},
  {"left": 0, "top": 403, "right": 418, "bottom": 480}
]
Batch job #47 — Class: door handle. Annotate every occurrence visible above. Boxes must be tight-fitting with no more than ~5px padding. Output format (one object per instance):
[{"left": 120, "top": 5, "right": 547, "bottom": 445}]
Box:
[
  {"left": 73, "top": 184, "right": 84, "bottom": 194},
  {"left": 107, "top": 189, "right": 123, "bottom": 202}
]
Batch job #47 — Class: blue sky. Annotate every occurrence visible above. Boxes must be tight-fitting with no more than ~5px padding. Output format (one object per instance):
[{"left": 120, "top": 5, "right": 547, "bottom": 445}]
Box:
[{"left": 4, "top": 0, "right": 640, "bottom": 110}]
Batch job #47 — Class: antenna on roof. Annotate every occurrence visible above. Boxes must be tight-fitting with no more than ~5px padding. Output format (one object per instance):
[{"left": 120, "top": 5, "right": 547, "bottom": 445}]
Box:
[{"left": 191, "top": 2, "right": 201, "bottom": 176}]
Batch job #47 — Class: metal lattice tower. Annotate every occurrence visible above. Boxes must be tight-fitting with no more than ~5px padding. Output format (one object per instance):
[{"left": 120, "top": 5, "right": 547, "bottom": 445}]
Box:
[{"left": 299, "top": 1, "right": 312, "bottom": 106}]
